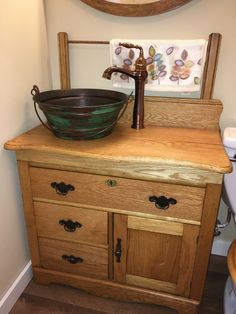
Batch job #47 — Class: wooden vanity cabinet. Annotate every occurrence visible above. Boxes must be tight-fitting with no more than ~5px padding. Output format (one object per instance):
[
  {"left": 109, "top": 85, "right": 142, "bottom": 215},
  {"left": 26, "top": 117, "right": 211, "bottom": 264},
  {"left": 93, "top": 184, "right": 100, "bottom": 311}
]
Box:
[
  {"left": 28, "top": 164, "right": 204, "bottom": 296},
  {"left": 5, "top": 98, "right": 231, "bottom": 314}
]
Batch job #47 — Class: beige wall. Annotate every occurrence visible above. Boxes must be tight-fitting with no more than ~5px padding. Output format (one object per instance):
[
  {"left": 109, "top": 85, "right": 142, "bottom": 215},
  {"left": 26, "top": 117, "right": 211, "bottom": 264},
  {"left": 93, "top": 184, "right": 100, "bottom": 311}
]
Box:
[
  {"left": 45, "top": 0, "right": 236, "bottom": 246},
  {"left": 0, "top": 0, "right": 51, "bottom": 299}
]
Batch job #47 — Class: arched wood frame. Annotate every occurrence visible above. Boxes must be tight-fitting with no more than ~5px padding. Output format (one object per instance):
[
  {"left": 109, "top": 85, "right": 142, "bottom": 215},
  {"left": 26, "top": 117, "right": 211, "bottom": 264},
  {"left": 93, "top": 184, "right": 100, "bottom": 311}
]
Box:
[{"left": 80, "top": 0, "right": 193, "bottom": 17}]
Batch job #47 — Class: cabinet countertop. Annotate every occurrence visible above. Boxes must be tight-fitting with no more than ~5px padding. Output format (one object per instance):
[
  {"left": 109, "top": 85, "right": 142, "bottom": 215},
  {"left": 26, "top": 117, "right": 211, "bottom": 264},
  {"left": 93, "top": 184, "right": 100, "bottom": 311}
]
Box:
[{"left": 4, "top": 124, "right": 231, "bottom": 186}]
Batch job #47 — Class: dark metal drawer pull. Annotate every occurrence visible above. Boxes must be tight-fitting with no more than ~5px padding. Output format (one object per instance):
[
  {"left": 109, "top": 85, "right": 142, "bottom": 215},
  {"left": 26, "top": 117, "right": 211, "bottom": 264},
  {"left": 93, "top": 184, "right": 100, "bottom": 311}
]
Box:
[
  {"left": 149, "top": 195, "right": 177, "bottom": 210},
  {"left": 62, "top": 254, "right": 83, "bottom": 264},
  {"left": 51, "top": 182, "right": 75, "bottom": 195},
  {"left": 59, "top": 219, "right": 82, "bottom": 232},
  {"left": 114, "top": 238, "right": 122, "bottom": 263}
]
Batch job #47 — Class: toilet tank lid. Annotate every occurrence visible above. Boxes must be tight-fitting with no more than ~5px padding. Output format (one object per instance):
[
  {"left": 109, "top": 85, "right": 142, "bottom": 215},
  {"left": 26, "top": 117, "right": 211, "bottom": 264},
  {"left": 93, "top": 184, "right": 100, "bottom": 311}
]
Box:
[{"left": 223, "top": 127, "right": 236, "bottom": 149}]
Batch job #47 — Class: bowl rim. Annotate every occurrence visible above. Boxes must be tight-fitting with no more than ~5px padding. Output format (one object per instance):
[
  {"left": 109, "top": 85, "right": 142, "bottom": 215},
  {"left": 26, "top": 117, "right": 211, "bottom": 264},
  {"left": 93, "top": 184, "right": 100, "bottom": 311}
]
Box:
[{"left": 33, "top": 88, "right": 129, "bottom": 109}]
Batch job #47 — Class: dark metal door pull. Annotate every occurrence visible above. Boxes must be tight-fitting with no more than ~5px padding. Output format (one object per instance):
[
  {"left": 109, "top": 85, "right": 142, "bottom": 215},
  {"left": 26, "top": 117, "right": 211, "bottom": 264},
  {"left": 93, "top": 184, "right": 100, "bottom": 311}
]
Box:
[
  {"left": 59, "top": 219, "right": 82, "bottom": 232},
  {"left": 115, "top": 238, "right": 122, "bottom": 263},
  {"left": 62, "top": 254, "right": 83, "bottom": 264},
  {"left": 149, "top": 195, "right": 177, "bottom": 210},
  {"left": 51, "top": 182, "right": 75, "bottom": 195}
]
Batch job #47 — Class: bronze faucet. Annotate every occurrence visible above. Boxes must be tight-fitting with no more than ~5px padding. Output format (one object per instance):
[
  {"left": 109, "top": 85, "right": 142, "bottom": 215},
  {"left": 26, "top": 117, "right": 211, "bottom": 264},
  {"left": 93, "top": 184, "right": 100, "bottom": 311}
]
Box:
[{"left": 103, "top": 43, "right": 148, "bottom": 129}]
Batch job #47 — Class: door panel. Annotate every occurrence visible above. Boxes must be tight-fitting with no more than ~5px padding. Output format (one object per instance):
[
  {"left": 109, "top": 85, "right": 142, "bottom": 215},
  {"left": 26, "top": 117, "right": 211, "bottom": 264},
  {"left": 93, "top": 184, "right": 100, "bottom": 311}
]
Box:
[
  {"left": 113, "top": 214, "right": 200, "bottom": 297},
  {"left": 127, "top": 229, "right": 182, "bottom": 283}
]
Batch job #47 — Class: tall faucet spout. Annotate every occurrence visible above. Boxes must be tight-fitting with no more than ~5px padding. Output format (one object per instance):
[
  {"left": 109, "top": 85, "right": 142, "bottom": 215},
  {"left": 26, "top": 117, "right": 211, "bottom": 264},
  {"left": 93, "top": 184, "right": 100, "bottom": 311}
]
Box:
[
  {"left": 102, "top": 43, "right": 148, "bottom": 129},
  {"left": 102, "top": 67, "right": 135, "bottom": 80}
]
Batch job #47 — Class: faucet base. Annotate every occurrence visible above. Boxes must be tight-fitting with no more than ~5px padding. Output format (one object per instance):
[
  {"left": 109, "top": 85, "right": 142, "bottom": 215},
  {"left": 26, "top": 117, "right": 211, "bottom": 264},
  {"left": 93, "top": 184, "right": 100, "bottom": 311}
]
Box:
[{"left": 131, "top": 124, "right": 145, "bottom": 130}]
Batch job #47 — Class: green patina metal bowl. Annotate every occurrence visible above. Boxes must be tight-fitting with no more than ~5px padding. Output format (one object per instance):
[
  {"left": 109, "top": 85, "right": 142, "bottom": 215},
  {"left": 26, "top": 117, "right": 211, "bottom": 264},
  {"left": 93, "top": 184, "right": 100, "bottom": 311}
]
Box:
[{"left": 32, "top": 87, "right": 128, "bottom": 140}]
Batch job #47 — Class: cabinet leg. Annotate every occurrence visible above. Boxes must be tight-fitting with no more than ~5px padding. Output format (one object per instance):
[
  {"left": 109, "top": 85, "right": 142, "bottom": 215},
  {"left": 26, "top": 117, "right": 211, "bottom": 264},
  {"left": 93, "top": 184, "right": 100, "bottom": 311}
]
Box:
[
  {"left": 33, "top": 271, "right": 51, "bottom": 285},
  {"left": 175, "top": 303, "right": 199, "bottom": 314}
]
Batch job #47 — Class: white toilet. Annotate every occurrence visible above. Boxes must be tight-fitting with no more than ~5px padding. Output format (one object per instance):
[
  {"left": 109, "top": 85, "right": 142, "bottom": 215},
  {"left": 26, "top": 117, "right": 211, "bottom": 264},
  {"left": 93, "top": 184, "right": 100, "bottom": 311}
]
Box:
[{"left": 222, "top": 127, "right": 236, "bottom": 314}]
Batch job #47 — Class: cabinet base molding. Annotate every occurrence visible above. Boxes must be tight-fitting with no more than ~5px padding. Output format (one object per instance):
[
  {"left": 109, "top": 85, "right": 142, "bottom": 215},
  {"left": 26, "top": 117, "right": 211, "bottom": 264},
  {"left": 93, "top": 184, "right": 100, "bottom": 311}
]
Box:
[{"left": 33, "top": 267, "right": 199, "bottom": 314}]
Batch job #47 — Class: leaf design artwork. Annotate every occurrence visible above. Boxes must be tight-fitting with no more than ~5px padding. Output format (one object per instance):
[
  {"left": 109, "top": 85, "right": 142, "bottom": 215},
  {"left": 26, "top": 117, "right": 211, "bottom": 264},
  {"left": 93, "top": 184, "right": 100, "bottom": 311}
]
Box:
[
  {"left": 112, "top": 41, "right": 205, "bottom": 90},
  {"left": 115, "top": 46, "right": 122, "bottom": 55},
  {"left": 129, "top": 49, "right": 135, "bottom": 60},
  {"left": 147, "top": 45, "right": 167, "bottom": 84},
  {"left": 114, "top": 45, "right": 135, "bottom": 82},
  {"left": 169, "top": 48, "right": 194, "bottom": 85}
]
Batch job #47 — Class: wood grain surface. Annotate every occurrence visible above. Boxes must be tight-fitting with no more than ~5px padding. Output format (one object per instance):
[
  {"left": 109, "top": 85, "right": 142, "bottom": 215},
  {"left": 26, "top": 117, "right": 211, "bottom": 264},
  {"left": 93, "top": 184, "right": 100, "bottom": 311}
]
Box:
[{"left": 5, "top": 121, "right": 231, "bottom": 186}]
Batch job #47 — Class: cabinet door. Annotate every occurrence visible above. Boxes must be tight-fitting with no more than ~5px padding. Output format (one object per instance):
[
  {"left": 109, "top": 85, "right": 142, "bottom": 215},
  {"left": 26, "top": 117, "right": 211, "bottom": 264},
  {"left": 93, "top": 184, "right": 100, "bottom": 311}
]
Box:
[{"left": 113, "top": 214, "right": 199, "bottom": 297}]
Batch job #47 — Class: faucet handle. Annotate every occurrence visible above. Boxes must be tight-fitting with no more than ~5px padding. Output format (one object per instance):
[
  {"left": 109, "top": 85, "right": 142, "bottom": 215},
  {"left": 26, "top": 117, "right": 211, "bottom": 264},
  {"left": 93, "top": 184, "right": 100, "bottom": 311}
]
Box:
[
  {"left": 119, "top": 42, "right": 146, "bottom": 72},
  {"left": 119, "top": 42, "right": 143, "bottom": 52}
]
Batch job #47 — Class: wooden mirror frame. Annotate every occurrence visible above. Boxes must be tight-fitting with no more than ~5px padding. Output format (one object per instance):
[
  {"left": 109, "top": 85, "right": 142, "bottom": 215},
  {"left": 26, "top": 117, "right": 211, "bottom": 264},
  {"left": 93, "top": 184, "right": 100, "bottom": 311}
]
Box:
[{"left": 80, "top": 0, "right": 192, "bottom": 17}]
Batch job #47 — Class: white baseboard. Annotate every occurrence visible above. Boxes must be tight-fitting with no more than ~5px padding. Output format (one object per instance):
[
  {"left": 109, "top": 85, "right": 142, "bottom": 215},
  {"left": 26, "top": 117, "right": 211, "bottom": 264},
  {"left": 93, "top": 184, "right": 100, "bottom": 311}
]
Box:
[
  {"left": 211, "top": 238, "right": 232, "bottom": 256},
  {"left": 0, "top": 260, "right": 33, "bottom": 314}
]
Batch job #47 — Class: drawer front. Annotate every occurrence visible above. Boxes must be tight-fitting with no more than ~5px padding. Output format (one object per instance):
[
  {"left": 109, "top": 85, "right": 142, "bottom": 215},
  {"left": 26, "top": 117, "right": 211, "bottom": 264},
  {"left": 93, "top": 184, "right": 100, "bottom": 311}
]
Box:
[
  {"left": 30, "top": 167, "right": 205, "bottom": 222},
  {"left": 39, "top": 238, "right": 108, "bottom": 280},
  {"left": 34, "top": 202, "right": 108, "bottom": 245}
]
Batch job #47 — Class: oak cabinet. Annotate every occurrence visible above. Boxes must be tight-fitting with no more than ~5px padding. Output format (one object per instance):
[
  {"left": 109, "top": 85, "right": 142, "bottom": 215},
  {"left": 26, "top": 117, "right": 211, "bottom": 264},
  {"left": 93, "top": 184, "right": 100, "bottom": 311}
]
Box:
[
  {"left": 29, "top": 164, "right": 204, "bottom": 298},
  {"left": 29, "top": 164, "right": 203, "bottom": 294},
  {"left": 5, "top": 121, "right": 231, "bottom": 314}
]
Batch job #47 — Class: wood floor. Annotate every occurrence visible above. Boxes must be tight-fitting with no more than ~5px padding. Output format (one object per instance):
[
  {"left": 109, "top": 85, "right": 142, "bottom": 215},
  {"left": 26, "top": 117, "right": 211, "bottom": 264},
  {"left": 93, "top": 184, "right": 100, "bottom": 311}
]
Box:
[{"left": 10, "top": 255, "right": 228, "bottom": 314}]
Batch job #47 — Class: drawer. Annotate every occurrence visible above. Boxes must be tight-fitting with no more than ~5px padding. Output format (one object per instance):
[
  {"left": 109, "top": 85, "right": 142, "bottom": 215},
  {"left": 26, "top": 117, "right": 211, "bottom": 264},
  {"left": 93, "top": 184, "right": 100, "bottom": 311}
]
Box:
[
  {"left": 34, "top": 202, "right": 108, "bottom": 245},
  {"left": 30, "top": 167, "right": 205, "bottom": 222},
  {"left": 39, "top": 238, "right": 108, "bottom": 280}
]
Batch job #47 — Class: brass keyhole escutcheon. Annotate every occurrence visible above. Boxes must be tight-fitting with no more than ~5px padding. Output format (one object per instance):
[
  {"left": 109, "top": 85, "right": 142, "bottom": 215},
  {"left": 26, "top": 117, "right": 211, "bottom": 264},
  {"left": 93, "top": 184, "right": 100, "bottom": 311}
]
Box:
[{"left": 105, "top": 179, "right": 117, "bottom": 187}]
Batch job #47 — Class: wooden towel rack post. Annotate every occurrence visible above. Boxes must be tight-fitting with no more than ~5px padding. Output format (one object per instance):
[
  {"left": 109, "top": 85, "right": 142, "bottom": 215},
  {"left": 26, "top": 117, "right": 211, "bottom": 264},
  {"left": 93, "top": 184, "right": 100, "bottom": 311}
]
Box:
[
  {"left": 58, "top": 32, "right": 71, "bottom": 89},
  {"left": 200, "top": 33, "right": 222, "bottom": 99},
  {"left": 58, "top": 32, "right": 221, "bottom": 99}
]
